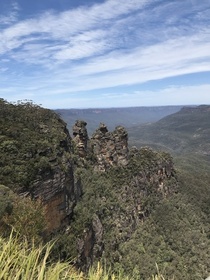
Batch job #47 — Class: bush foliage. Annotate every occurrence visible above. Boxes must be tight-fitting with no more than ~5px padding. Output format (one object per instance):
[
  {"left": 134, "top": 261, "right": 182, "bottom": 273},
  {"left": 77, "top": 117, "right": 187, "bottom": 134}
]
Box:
[{"left": 1, "top": 99, "right": 210, "bottom": 279}]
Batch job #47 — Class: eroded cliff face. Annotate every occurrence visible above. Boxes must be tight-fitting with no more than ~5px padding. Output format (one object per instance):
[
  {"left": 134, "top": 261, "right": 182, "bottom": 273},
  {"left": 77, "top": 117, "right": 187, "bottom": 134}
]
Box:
[
  {"left": 91, "top": 123, "right": 129, "bottom": 171},
  {"left": 70, "top": 121, "right": 177, "bottom": 270},
  {"left": 72, "top": 120, "right": 88, "bottom": 157},
  {"left": 21, "top": 119, "right": 77, "bottom": 233},
  {"left": 30, "top": 152, "right": 75, "bottom": 233},
  {"left": 0, "top": 101, "right": 177, "bottom": 268},
  {"left": 77, "top": 214, "right": 104, "bottom": 270},
  {"left": 72, "top": 122, "right": 129, "bottom": 171},
  {"left": 104, "top": 147, "right": 176, "bottom": 239},
  {"left": 0, "top": 100, "right": 78, "bottom": 233}
]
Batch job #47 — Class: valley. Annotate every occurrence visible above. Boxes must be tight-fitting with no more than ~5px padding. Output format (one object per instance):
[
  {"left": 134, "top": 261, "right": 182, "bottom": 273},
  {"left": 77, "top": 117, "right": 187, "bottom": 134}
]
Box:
[
  {"left": 0, "top": 100, "right": 210, "bottom": 279},
  {"left": 55, "top": 106, "right": 182, "bottom": 135}
]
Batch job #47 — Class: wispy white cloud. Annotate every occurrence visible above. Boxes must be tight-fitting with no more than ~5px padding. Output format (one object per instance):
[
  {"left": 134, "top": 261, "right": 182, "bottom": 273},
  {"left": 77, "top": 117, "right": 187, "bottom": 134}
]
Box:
[
  {"left": 1, "top": 0, "right": 209, "bottom": 65},
  {"left": 0, "top": 67, "right": 8, "bottom": 73},
  {"left": 0, "top": 1, "right": 20, "bottom": 25},
  {"left": 15, "top": 84, "right": 210, "bottom": 108},
  {"left": 131, "top": 84, "right": 210, "bottom": 106},
  {"left": 1, "top": 77, "right": 210, "bottom": 108},
  {"left": 0, "top": 0, "right": 210, "bottom": 107},
  {"left": 0, "top": 1, "right": 153, "bottom": 70}
]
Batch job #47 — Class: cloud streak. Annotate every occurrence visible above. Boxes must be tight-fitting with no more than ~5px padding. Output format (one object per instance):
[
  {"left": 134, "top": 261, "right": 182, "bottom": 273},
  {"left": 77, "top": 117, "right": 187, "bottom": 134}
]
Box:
[
  {"left": 0, "top": 0, "right": 210, "bottom": 107},
  {"left": 0, "top": 1, "right": 20, "bottom": 26}
]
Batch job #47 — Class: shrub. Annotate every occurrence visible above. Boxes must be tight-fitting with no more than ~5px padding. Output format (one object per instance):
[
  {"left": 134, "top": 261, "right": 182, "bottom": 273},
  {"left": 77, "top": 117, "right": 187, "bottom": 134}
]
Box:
[{"left": 1, "top": 194, "right": 47, "bottom": 242}]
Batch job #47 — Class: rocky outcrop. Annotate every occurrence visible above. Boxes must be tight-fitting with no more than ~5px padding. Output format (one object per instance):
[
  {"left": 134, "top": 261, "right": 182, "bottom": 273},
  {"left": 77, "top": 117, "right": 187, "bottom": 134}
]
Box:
[
  {"left": 73, "top": 144, "right": 177, "bottom": 270},
  {"left": 19, "top": 121, "right": 77, "bottom": 233},
  {"left": 0, "top": 100, "right": 78, "bottom": 234},
  {"left": 77, "top": 214, "right": 104, "bottom": 270},
  {"left": 0, "top": 100, "right": 178, "bottom": 271},
  {"left": 72, "top": 120, "right": 88, "bottom": 157},
  {"left": 30, "top": 158, "right": 75, "bottom": 233},
  {"left": 91, "top": 123, "right": 129, "bottom": 171},
  {"left": 113, "top": 148, "right": 176, "bottom": 230}
]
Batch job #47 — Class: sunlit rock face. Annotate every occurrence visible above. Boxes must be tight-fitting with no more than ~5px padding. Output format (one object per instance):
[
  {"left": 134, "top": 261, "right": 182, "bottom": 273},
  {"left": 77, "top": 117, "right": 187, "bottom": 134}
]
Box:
[
  {"left": 30, "top": 147, "right": 75, "bottom": 233},
  {"left": 91, "top": 123, "right": 129, "bottom": 171},
  {"left": 22, "top": 117, "right": 77, "bottom": 233},
  {"left": 72, "top": 120, "right": 88, "bottom": 157},
  {"left": 0, "top": 99, "right": 78, "bottom": 234}
]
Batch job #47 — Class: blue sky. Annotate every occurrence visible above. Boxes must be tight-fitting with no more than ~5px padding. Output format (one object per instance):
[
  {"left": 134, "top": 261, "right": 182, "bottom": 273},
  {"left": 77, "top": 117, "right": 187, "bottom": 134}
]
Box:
[{"left": 0, "top": 0, "right": 210, "bottom": 108}]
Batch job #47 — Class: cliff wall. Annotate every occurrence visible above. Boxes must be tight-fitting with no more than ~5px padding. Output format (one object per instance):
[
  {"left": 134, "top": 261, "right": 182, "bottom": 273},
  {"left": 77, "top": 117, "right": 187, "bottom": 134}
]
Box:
[
  {"left": 0, "top": 100, "right": 177, "bottom": 265},
  {"left": 0, "top": 100, "right": 78, "bottom": 233},
  {"left": 71, "top": 120, "right": 177, "bottom": 270},
  {"left": 72, "top": 121, "right": 129, "bottom": 171}
]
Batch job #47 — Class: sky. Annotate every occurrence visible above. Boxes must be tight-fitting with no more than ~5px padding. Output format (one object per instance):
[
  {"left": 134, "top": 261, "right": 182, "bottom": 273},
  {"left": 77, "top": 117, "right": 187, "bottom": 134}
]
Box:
[{"left": 0, "top": 0, "right": 210, "bottom": 109}]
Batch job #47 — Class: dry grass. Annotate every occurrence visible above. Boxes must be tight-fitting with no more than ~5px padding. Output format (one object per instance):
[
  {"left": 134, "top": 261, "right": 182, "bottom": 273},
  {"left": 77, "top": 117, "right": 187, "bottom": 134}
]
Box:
[{"left": 0, "top": 233, "right": 168, "bottom": 280}]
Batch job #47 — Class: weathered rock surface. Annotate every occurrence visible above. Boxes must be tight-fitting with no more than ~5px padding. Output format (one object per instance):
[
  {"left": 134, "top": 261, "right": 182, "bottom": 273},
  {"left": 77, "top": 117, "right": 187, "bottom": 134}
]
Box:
[
  {"left": 24, "top": 120, "right": 77, "bottom": 233},
  {"left": 72, "top": 120, "right": 88, "bottom": 157},
  {"left": 0, "top": 101, "right": 177, "bottom": 270},
  {"left": 91, "top": 123, "right": 129, "bottom": 171},
  {"left": 77, "top": 214, "right": 104, "bottom": 270},
  {"left": 0, "top": 100, "right": 78, "bottom": 233},
  {"left": 73, "top": 144, "right": 177, "bottom": 270}
]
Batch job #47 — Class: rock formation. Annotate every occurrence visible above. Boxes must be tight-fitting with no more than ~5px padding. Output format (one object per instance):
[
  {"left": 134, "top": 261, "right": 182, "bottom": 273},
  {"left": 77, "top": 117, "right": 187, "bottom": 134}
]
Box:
[
  {"left": 0, "top": 100, "right": 78, "bottom": 233},
  {"left": 20, "top": 120, "right": 77, "bottom": 233},
  {"left": 77, "top": 214, "right": 104, "bottom": 270},
  {"left": 72, "top": 120, "right": 88, "bottom": 157},
  {"left": 73, "top": 141, "right": 177, "bottom": 270},
  {"left": 0, "top": 101, "right": 177, "bottom": 271},
  {"left": 91, "top": 123, "right": 129, "bottom": 171}
]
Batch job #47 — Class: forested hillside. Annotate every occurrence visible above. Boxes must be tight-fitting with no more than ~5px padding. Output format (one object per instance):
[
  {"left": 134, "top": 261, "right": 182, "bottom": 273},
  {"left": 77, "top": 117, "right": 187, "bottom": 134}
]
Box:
[
  {"left": 0, "top": 99, "right": 210, "bottom": 279},
  {"left": 126, "top": 105, "right": 210, "bottom": 278},
  {"left": 128, "top": 105, "right": 210, "bottom": 155}
]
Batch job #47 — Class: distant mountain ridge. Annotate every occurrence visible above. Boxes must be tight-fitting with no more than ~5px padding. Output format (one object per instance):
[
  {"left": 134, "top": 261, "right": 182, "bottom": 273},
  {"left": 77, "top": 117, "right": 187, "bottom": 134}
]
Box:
[
  {"left": 55, "top": 106, "right": 183, "bottom": 134},
  {"left": 128, "top": 105, "right": 210, "bottom": 155}
]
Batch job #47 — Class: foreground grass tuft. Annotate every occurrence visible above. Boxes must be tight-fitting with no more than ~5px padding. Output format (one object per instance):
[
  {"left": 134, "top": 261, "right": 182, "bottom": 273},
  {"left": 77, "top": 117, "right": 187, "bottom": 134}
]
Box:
[
  {"left": 0, "top": 233, "right": 168, "bottom": 279},
  {"left": 0, "top": 232, "right": 80, "bottom": 280}
]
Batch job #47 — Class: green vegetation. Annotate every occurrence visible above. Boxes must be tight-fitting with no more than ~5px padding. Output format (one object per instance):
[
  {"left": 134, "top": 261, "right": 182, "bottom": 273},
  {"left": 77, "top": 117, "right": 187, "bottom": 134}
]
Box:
[
  {"left": 1, "top": 194, "right": 46, "bottom": 242},
  {"left": 0, "top": 185, "right": 13, "bottom": 222},
  {"left": 128, "top": 105, "right": 210, "bottom": 155},
  {"left": 126, "top": 105, "right": 210, "bottom": 279},
  {"left": 0, "top": 233, "right": 169, "bottom": 280},
  {"left": 1, "top": 100, "right": 210, "bottom": 279},
  {"left": 0, "top": 98, "right": 70, "bottom": 191},
  {"left": 0, "top": 232, "right": 80, "bottom": 280},
  {"left": 64, "top": 161, "right": 209, "bottom": 279}
]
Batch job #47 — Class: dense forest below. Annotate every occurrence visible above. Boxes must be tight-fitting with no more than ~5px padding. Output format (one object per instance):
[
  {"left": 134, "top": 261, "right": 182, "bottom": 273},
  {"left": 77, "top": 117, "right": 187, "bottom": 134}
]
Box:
[
  {"left": 128, "top": 105, "right": 210, "bottom": 155},
  {"left": 0, "top": 99, "right": 210, "bottom": 279}
]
